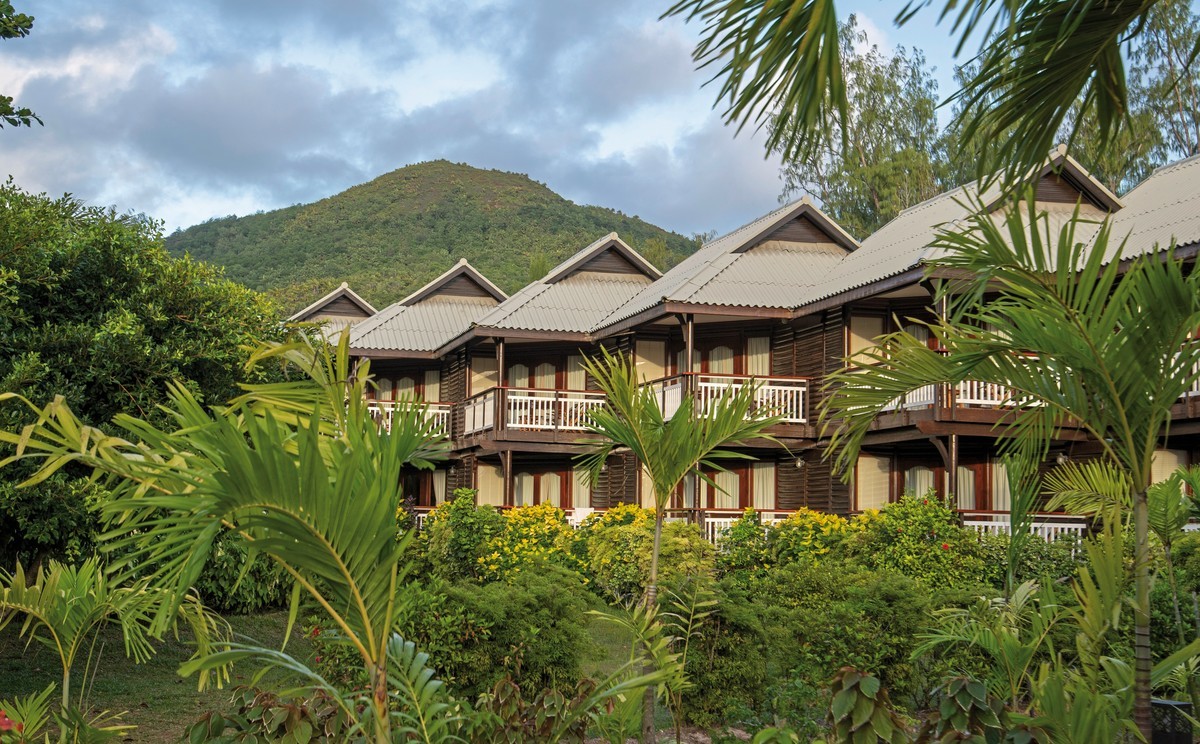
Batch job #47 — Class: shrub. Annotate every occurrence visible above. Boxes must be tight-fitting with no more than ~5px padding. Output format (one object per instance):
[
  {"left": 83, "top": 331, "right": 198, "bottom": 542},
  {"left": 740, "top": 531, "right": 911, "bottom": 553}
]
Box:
[
  {"left": 715, "top": 508, "right": 771, "bottom": 580},
  {"left": 0, "top": 475, "right": 102, "bottom": 571},
  {"left": 421, "top": 487, "right": 504, "bottom": 581},
  {"left": 846, "top": 493, "right": 986, "bottom": 589},
  {"left": 194, "top": 529, "right": 291, "bottom": 614},
  {"left": 768, "top": 507, "right": 851, "bottom": 564},
  {"left": 582, "top": 509, "right": 714, "bottom": 601},
  {"left": 974, "top": 530, "right": 1083, "bottom": 590},
  {"left": 476, "top": 503, "right": 577, "bottom": 581}
]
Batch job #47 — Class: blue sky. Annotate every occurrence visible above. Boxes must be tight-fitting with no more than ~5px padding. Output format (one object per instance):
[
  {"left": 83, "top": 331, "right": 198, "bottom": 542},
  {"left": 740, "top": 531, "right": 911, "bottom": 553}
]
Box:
[{"left": 0, "top": 2, "right": 986, "bottom": 239}]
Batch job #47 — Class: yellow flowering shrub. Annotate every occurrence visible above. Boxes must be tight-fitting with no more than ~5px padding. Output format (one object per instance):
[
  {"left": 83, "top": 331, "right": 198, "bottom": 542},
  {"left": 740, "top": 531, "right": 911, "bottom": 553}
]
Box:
[
  {"left": 767, "top": 507, "right": 852, "bottom": 563},
  {"left": 476, "top": 503, "right": 576, "bottom": 582}
]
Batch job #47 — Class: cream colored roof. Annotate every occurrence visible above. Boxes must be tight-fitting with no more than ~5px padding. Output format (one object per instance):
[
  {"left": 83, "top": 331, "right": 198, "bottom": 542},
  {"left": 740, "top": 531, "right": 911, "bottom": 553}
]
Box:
[
  {"left": 1106, "top": 154, "right": 1200, "bottom": 258},
  {"left": 473, "top": 233, "right": 659, "bottom": 334}
]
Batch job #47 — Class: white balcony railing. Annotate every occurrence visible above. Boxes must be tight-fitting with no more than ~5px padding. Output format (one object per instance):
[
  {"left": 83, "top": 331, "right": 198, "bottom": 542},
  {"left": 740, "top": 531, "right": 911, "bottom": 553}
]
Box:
[
  {"left": 645, "top": 373, "right": 808, "bottom": 424},
  {"left": 463, "top": 390, "right": 496, "bottom": 434},
  {"left": 960, "top": 511, "right": 1087, "bottom": 542},
  {"left": 368, "top": 400, "right": 451, "bottom": 433},
  {"left": 505, "top": 389, "right": 606, "bottom": 432}
]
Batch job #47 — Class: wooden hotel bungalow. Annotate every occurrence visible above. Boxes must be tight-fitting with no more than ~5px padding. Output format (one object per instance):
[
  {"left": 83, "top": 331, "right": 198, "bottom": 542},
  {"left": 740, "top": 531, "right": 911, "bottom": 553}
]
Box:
[{"left": 343, "top": 149, "right": 1200, "bottom": 542}]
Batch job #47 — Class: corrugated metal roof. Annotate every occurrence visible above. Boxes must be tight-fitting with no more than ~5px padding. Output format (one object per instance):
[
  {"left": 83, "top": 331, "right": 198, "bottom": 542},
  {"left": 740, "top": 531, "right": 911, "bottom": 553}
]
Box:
[
  {"left": 477, "top": 272, "right": 653, "bottom": 333},
  {"left": 599, "top": 199, "right": 856, "bottom": 327},
  {"left": 1106, "top": 154, "right": 1200, "bottom": 258},
  {"left": 350, "top": 296, "right": 498, "bottom": 351}
]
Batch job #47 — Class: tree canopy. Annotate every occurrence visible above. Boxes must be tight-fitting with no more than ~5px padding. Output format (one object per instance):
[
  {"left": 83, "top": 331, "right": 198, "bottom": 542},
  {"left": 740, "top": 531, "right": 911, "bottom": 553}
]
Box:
[
  {"left": 0, "top": 2, "right": 39, "bottom": 128},
  {"left": 0, "top": 181, "right": 283, "bottom": 568}
]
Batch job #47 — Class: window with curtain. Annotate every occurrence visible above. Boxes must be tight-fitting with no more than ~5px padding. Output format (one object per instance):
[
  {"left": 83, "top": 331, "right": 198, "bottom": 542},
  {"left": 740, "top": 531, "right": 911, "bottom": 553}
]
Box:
[
  {"left": 376, "top": 378, "right": 393, "bottom": 401},
  {"left": 432, "top": 470, "right": 447, "bottom": 505},
  {"left": 708, "top": 345, "right": 735, "bottom": 374},
  {"left": 747, "top": 337, "right": 771, "bottom": 377},
  {"left": 540, "top": 472, "right": 561, "bottom": 508},
  {"left": 566, "top": 355, "right": 585, "bottom": 389},
  {"left": 752, "top": 462, "right": 775, "bottom": 510},
  {"left": 507, "top": 363, "right": 529, "bottom": 387},
  {"left": 470, "top": 355, "right": 498, "bottom": 394},
  {"left": 1151, "top": 449, "right": 1187, "bottom": 484},
  {"left": 956, "top": 466, "right": 976, "bottom": 511},
  {"left": 711, "top": 469, "right": 739, "bottom": 510},
  {"left": 534, "top": 362, "right": 556, "bottom": 389},
  {"left": 904, "top": 465, "right": 935, "bottom": 497},
  {"left": 395, "top": 376, "right": 415, "bottom": 399},
  {"left": 476, "top": 466, "right": 504, "bottom": 506},
  {"left": 514, "top": 472, "right": 534, "bottom": 507},
  {"left": 573, "top": 467, "right": 592, "bottom": 509},
  {"left": 990, "top": 459, "right": 1011, "bottom": 512},
  {"left": 856, "top": 454, "right": 890, "bottom": 510},
  {"left": 848, "top": 315, "right": 885, "bottom": 365},
  {"left": 635, "top": 340, "right": 665, "bottom": 381},
  {"left": 640, "top": 467, "right": 656, "bottom": 509},
  {"left": 424, "top": 369, "right": 441, "bottom": 402}
]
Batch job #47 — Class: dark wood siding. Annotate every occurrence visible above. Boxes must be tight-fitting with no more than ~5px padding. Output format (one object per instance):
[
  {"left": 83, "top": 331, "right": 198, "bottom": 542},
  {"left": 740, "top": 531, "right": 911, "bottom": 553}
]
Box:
[
  {"left": 592, "top": 452, "right": 638, "bottom": 508},
  {"left": 439, "top": 275, "right": 498, "bottom": 299},
  {"left": 578, "top": 248, "right": 648, "bottom": 277},
  {"left": 449, "top": 453, "right": 475, "bottom": 493},
  {"left": 771, "top": 324, "right": 796, "bottom": 377},
  {"left": 751, "top": 214, "right": 835, "bottom": 249},
  {"left": 443, "top": 349, "right": 468, "bottom": 437},
  {"left": 300, "top": 295, "right": 371, "bottom": 320}
]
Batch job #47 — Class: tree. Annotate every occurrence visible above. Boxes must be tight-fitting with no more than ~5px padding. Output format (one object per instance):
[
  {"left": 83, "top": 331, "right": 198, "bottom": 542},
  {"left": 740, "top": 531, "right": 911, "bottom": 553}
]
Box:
[
  {"left": 640, "top": 237, "right": 672, "bottom": 271},
  {"left": 1, "top": 2, "right": 39, "bottom": 128},
  {"left": 821, "top": 192, "right": 1200, "bottom": 739},
  {"left": 1130, "top": 0, "right": 1200, "bottom": 160},
  {"left": 0, "top": 182, "right": 283, "bottom": 569},
  {"left": 580, "top": 348, "right": 779, "bottom": 742},
  {"left": 663, "top": 0, "right": 1185, "bottom": 189},
  {"left": 775, "top": 15, "right": 948, "bottom": 237}
]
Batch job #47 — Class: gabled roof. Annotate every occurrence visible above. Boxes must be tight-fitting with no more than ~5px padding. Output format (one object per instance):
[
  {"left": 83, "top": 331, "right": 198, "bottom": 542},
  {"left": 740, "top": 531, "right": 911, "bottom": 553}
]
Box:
[
  {"left": 596, "top": 198, "right": 857, "bottom": 331},
  {"left": 288, "top": 282, "right": 377, "bottom": 323},
  {"left": 350, "top": 259, "right": 506, "bottom": 357},
  {"left": 1104, "top": 153, "right": 1200, "bottom": 260},
  {"left": 456, "top": 234, "right": 660, "bottom": 340},
  {"left": 785, "top": 146, "right": 1122, "bottom": 313}
]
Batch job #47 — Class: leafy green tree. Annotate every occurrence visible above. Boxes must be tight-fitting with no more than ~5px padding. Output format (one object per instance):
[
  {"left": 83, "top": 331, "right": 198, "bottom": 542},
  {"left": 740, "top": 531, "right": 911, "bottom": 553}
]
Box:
[
  {"left": 821, "top": 193, "right": 1200, "bottom": 738},
  {"left": 0, "top": 181, "right": 282, "bottom": 568},
  {"left": 1130, "top": 0, "right": 1200, "bottom": 160},
  {"left": 663, "top": 0, "right": 1182, "bottom": 189},
  {"left": 0, "top": 2, "right": 38, "bottom": 128},
  {"left": 775, "top": 16, "right": 948, "bottom": 237},
  {"left": 580, "top": 348, "right": 779, "bottom": 742}
]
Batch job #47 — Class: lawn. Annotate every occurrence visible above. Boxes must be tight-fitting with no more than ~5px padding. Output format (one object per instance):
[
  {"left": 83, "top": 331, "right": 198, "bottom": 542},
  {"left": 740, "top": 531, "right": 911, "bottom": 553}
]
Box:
[
  {"left": 0, "top": 611, "right": 313, "bottom": 743},
  {"left": 0, "top": 608, "right": 638, "bottom": 742}
]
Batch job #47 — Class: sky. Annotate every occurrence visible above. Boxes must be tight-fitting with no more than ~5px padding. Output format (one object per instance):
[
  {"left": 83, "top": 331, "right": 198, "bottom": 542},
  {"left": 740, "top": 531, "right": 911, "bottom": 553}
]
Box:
[{"left": 0, "top": 1, "right": 960, "bottom": 239}]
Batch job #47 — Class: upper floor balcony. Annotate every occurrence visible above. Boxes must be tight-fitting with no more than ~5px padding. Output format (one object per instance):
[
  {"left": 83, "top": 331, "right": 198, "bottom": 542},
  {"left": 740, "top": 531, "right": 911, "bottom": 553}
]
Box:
[
  {"left": 368, "top": 399, "right": 452, "bottom": 434},
  {"left": 644, "top": 373, "right": 809, "bottom": 426},
  {"left": 460, "top": 386, "right": 606, "bottom": 437}
]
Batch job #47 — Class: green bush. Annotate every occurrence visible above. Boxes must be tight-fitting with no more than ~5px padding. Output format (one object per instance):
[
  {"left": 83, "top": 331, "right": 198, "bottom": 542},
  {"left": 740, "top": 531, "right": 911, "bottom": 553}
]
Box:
[
  {"left": 846, "top": 494, "right": 987, "bottom": 589},
  {"left": 767, "top": 507, "right": 852, "bottom": 565},
  {"left": 193, "top": 529, "right": 291, "bottom": 614},
  {"left": 582, "top": 508, "right": 714, "bottom": 601},
  {"left": 0, "top": 475, "right": 101, "bottom": 571},
  {"left": 420, "top": 487, "right": 504, "bottom": 581},
  {"left": 715, "top": 508, "right": 771, "bottom": 580},
  {"left": 974, "top": 530, "right": 1083, "bottom": 589},
  {"left": 476, "top": 502, "right": 578, "bottom": 581}
]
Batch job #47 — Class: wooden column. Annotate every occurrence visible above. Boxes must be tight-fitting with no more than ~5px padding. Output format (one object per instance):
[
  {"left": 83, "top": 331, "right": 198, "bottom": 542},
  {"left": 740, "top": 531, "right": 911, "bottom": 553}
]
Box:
[{"left": 502, "top": 450, "right": 513, "bottom": 507}]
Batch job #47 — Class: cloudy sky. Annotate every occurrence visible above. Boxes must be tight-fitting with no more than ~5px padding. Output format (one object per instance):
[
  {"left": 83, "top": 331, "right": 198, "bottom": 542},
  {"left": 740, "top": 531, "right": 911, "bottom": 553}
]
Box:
[{"left": 0, "top": 1, "right": 956, "bottom": 238}]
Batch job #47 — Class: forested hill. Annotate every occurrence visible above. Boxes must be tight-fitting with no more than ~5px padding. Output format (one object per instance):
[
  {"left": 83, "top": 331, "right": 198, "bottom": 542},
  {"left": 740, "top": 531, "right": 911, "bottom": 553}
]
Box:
[{"left": 165, "top": 160, "right": 699, "bottom": 314}]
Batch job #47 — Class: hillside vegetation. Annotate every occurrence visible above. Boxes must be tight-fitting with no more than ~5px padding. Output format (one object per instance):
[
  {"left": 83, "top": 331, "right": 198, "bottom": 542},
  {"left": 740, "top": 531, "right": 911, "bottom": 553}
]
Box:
[{"left": 165, "top": 160, "right": 699, "bottom": 313}]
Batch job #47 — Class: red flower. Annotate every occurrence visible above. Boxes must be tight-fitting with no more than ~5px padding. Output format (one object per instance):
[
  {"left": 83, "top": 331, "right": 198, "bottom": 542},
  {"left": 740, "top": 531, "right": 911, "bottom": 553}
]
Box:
[
  {"left": 0, "top": 711, "right": 13, "bottom": 732},
  {"left": 941, "top": 543, "right": 950, "bottom": 551},
  {"left": 897, "top": 527, "right": 903, "bottom": 532},
  {"left": 315, "top": 655, "right": 323, "bottom": 663},
  {"left": 15, "top": 722, "right": 22, "bottom": 733},
  {"left": 922, "top": 499, "right": 928, "bottom": 505}
]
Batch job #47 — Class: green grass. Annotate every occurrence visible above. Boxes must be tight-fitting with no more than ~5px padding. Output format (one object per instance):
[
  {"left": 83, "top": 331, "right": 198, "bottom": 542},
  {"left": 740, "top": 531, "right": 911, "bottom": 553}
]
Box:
[{"left": 0, "top": 611, "right": 313, "bottom": 743}]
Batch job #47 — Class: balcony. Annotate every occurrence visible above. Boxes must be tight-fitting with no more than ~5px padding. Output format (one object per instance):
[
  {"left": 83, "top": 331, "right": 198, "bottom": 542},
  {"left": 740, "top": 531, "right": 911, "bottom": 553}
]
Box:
[
  {"left": 882, "top": 380, "right": 1015, "bottom": 412},
  {"left": 461, "top": 387, "right": 606, "bottom": 435},
  {"left": 367, "top": 400, "right": 452, "bottom": 433},
  {"left": 644, "top": 373, "right": 809, "bottom": 424},
  {"left": 959, "top": 510, "right": 1088, "bottom": 542}
]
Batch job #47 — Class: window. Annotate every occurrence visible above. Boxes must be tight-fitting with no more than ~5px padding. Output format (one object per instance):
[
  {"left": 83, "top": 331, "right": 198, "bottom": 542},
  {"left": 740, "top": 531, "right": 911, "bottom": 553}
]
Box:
[
  {"left": 747, "top": 337, "right": 771, "bottom": 377},
  {"left": 856, "top": 454, "right": 890, "bottom": 510},
  {"left": 904, "top": 464, "right": 936, "bottom": 497},
  {"left": 540, "top": 471, "right": 562, "bottom": 508},
  {"left": 514, "top": 472, "right": 534, "bottom": 506},
  {"left": 752, "top": 462, "right": 775, "bottom": 510},
  {"left": 848, "top": 315, "right": 885, "bottom": 365},
  {"left": 470, "top": 356, "right": 498, "bottom": 394}
]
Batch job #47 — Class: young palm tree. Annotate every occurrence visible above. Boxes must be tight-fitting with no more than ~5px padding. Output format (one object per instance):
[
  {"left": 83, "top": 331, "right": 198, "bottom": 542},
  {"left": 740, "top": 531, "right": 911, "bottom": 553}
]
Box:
[
  {"left": 821, "top": 194, "right": 1200, "bottom": 738},
  {"left": 662, "top": 0, "right": 1165, "bottom": 186},
  {"left": 580, "top": 348, "right": 780, "bottom": 742}
]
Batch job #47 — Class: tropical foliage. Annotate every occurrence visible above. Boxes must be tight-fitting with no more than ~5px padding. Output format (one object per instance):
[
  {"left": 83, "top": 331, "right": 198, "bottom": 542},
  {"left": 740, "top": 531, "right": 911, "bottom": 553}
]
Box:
[{"left": 165, "top": 160, "right": 698, "bottom": 312}]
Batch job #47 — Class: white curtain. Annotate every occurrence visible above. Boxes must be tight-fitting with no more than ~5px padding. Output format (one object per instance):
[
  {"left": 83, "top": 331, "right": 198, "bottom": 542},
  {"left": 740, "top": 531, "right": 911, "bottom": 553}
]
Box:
[
  {"left": 470, "top": 355, "right": 498, "bottom": 394},
  {"left": 376, "top": 377, "right": 393, "bottom": 401},
  {"left": 752, "top": 462, "right": 775, "bottom": 510},
  {"left": 635, "top": 340, "right": 666, "bottom": 381},
  {"left": 1151, "top": 449, "right": 1187, "bottom": 484},
  {"left": 508, "top": 363, "right": 529, "bottom": 388},
  {"left": 574, "top": 467, "right": 592, "bottom": 509},
  {"left": 712, "top": 469, "right": 739, "bottom": 510},
  {"left": 476, "top": 465, "right": 504, "bottom": 506},
  {"left": 904, "top": 465, "right": 935, "bottom": 497},
  {"left": 566, "top": 355, "right": 586, "bottom": 389},
  {"left": 709, "top": 346, "right": 734, "bottom": 374},
  {"left": 432, "top": 470, "right": 447, "bottom": 505},
  {"left": 856, "top": 454, "right": 890, "bottom": 510},
  {"left": 540, "top": 472, "right": 562, "bottom": 508},
  {"left": 747, "top": 337, "right": 771, "bottom": 377},
  {"left": 956, "top": 466, "right": 976, "bottom": 510},
  {"left": 424, "top": 369, "right": 441, "bottom": 402},
  {"left": 990, "top": 459, "right": 1011, "bottom": 512},
  {"left": 395, "top": 376, "right": 415, "bottom": 399},
  {"left": 534, "top": 362, "right": 556, "bottom": 389},
  {"left": 514, "top": 472, "right": 534, "bottom": 507}
]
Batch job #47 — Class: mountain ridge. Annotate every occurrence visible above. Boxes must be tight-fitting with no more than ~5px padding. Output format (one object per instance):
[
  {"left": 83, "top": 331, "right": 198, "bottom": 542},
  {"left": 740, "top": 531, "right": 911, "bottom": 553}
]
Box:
[{"left": 165, "top": 160, "right": 698, "bottom": 313}]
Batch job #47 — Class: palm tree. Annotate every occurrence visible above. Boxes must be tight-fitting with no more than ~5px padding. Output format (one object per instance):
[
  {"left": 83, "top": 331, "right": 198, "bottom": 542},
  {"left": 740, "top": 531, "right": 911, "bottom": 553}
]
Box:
[
  {"left": 580, "top": 348, "right": 780, "bottom": 742},
  {"left": 662, "top": 0, "right": 1164, "bottom": 186},
  {"left": 821, "top": 193, "right": 1200, "bottom": 738}
]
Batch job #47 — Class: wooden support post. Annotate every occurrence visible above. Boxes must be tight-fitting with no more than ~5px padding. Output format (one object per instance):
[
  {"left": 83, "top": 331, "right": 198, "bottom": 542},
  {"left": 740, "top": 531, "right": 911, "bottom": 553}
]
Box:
[{"left": 503, "top": 450, "right": 513, "bottom": 507}]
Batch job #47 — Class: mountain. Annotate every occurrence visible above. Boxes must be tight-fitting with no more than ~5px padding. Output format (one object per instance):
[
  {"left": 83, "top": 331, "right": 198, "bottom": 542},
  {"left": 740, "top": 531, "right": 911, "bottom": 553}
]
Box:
[{"left": 165, "top": 160, "right": 699, "bottom": 314}]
